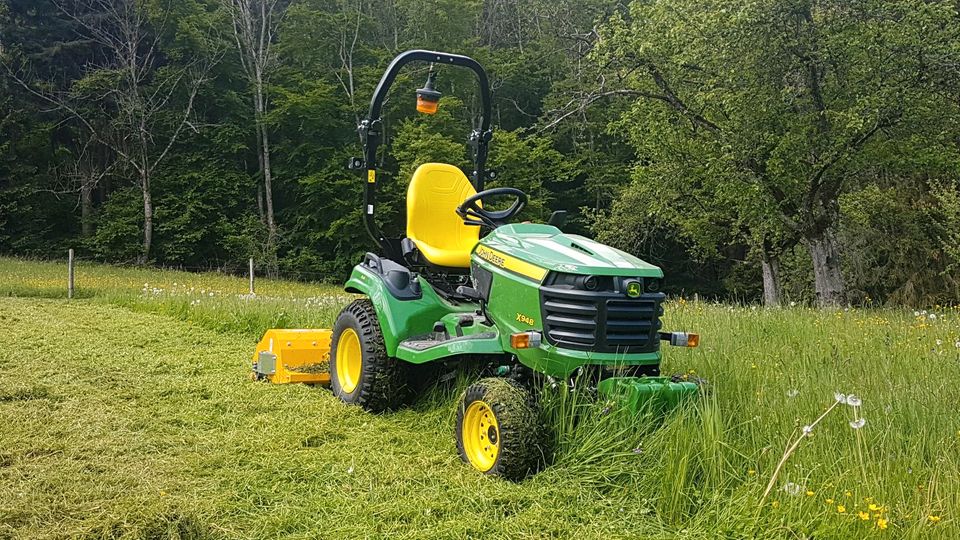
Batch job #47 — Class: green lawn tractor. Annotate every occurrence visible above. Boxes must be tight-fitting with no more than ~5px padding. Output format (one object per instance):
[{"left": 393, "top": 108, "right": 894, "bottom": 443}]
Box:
[{"left": 252, "top": 50, "right": 700, "bottom": 480}]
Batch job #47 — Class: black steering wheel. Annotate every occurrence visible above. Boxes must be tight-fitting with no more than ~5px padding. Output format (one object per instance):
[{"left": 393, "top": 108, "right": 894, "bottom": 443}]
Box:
[{"left": 456, "top": 187, "right": 528, "bottom": 228}]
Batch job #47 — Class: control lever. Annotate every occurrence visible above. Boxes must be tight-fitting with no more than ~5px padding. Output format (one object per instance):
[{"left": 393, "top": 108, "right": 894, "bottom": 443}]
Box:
[{"left": 456, "top": 286, "right": 483, "bottom": 301}]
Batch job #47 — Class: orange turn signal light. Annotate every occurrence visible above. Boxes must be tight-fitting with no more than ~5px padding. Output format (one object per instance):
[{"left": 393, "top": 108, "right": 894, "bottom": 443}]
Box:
[
  {"left": 661, "top": 331, "right": 699, "bottom": 347},
  {"left": 510, "top": 331, "right": 542, "bottom": 349}
]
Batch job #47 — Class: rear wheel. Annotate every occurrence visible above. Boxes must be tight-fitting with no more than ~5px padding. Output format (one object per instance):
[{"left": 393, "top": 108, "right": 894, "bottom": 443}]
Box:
[
  {"left": 455, "top": 377, "right": 542, "bottom": 480},
  {"left": 330, "top": 299, "right": 408, "bottom": 412}
]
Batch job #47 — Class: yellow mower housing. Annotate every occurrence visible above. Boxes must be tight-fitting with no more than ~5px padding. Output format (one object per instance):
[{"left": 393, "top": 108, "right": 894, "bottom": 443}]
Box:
[{"left": 251, "top": 329, "right": 332, "bottom": 385}]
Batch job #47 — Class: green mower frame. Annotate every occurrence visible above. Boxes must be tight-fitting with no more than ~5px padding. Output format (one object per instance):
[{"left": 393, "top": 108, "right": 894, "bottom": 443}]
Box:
[{"left": 327, "top": 50, "right": 700, "bottom": 479}]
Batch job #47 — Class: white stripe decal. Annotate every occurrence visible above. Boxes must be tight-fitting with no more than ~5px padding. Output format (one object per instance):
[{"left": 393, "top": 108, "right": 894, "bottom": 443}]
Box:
[
  {"left": 526, "top": 238, "right": 599, "bottom": 265},
  {"left": 583, "top": 241, "right": 635, "bottom": 268}
]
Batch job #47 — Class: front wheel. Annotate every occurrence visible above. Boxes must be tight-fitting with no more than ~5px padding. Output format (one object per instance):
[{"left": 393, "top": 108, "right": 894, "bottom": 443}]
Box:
[
  {"left": 329, "top": 299, "right": 407, "bottom": 412},
  {"left": 455, "top": 377, "right": 542, "bottom": 480}
]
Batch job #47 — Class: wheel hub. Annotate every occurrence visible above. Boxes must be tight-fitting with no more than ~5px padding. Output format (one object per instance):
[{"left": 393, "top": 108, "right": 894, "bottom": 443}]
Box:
[
  {"left": 461, "top": 400, "right": 500, "bottom": 471},
  {"left": 335, "top": 328, "right": 362, "bottom": 393}
]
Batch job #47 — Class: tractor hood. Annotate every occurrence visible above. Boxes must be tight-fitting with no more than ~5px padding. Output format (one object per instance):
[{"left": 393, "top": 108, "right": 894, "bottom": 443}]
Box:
[{"left": 476, "top": 223, "right": 663, "bottom": 278}]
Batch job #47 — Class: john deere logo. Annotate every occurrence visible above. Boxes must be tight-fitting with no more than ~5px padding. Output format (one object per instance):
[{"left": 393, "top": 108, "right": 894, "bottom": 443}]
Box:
[{"left": 625, "top": 281, "right": 642, "bottom": 298}]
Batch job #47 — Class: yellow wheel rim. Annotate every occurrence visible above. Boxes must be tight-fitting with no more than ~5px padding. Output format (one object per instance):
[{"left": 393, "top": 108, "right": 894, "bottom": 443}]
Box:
[
  {"left": 336, "top": 328, "right": 362, "bottom": 393},
  {"left": 462, "top": 400, "right": 500, "bottom": 472}
]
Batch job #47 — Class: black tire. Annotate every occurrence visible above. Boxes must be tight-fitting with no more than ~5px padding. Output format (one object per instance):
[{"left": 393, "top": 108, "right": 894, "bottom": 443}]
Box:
[
  {"left": 455, "top": 377, "right": 542, "bottom": 481},
  {"left": 329, "top": 299, "right": 408, "bottom": 412}
]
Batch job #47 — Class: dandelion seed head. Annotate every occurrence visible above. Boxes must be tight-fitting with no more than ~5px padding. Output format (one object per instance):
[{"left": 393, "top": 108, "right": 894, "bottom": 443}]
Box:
[
  {"left": 835, "top": 392, "right": 847, "bottom": 404},
  {"left": 802, "top": 425, "right": 813, "bottom": 436},
  {"left": 786, "top": 389, "right": 799, "bottom": 398},
  {"left": 846, "top": 394, "right": 862, "bottom": 407},
  {"left": 850, "top": 417, "right": 867, "bottom": 429},
  {"left": 783, "top": 482, "right": 802, "bottom": 496}
]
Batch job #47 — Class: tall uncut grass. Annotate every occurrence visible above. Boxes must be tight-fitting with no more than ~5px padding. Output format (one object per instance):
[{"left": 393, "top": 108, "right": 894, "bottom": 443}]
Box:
[{"left": 2, "top": 256, "right": 959, "bottom": 538}]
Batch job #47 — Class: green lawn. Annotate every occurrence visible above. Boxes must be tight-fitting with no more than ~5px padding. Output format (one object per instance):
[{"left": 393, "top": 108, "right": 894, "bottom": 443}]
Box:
[{"left": 1, "top": 257, "right": 959, "bottom": 539}]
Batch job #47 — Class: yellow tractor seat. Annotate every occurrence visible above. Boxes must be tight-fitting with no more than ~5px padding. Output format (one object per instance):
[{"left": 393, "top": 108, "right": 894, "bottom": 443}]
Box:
[{"left": 406, "top": 163, "right": 479, "bottom": 268}]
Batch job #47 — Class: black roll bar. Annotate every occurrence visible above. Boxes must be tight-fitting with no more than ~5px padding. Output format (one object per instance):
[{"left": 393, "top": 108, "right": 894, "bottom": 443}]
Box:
[{"left": 356, "top": 50, "right": 494, "bottom": 260}]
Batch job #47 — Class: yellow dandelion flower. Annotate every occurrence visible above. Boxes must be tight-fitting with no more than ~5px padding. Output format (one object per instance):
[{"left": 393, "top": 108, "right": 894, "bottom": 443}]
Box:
[
  {"left": 877, "top": 517, "right": 888, "bottom": 530},
  {"left": 806, "top": 490, "right": 815, "bottom": 497},
  {"left": 845, "top": 491, "right": 852, "bottom": 497},
  {"left": 928, "top": 515, "right": 941, "bottom": 523},
  {"left": 869, "top": 503, "right": 882, "bottom": 512},
  {"left": 858, "top": 511, "right": 870, "bottom": 521},
  {"left": 772, "top": 500, "right": 780, "bottom": 509},
  {"left": 838, "top": 505, "right": 846, "bottom": 513},
  {"left": 748, "top": 469, "right": 756, "bottom": 476},
  {"left": 826, "top": 498, "right": 835, "bottom": 504}
]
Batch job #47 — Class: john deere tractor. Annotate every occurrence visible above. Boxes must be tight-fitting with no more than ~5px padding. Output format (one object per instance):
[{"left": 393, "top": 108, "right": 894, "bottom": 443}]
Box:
[{"left": 252, "top": 50, "right": 700, "bottom": 480}]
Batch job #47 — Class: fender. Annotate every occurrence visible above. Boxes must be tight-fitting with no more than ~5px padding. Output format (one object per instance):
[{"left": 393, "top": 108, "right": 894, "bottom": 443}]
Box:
[{"left": 344, "top": 264, "right": 473, "bottom": 356}]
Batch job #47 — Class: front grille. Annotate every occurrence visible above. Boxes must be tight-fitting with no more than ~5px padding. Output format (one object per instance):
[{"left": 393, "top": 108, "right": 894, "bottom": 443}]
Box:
[{"left": 540, "top": 286, "right": 664, "bottom": 353}]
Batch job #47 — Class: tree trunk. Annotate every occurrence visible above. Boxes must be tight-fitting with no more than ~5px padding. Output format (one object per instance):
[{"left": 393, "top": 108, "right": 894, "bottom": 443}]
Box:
[
  {"left": 255, "top": 84, "right": 276, "bottom": 250},
  {"left": 254, "top": 119, "right": 266, "bottom": 224},
  {"left": 140, "top": 170, "right": 152, "bottom": 265},
  {"left": 256, "top": 182, "right": 265, "bottom": 224},
  {"left": 761, "top": 253, "right": 781, "bottom": 307},
  {"left": 80, "top": 178, "right": 94, "bottom": 237},
  {"left": 260, "top": 119, "right": 276, "bottom": 245},
  {"left": 806, "top": 229, "right": 844, "bottom": 307}
]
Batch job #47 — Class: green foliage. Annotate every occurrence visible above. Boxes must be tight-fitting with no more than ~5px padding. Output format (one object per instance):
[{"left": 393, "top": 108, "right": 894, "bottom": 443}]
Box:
[
  {"left": 90, "top": 188, "right": 147, "bottom": 262},
  {"left": 589, "top": 0, "right": 960, "bottom": 304},
  {"left": 2, "top": 0, "right": 960, "bottom": 304},
  {"left": 932, "top": 181, "right": 960, "bottom": 273}
]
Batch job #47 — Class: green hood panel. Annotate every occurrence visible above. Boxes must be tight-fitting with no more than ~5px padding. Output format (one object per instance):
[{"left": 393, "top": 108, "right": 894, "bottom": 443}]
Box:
[{"left": 478, "top": 223, "right": 663, "bottom": 278}]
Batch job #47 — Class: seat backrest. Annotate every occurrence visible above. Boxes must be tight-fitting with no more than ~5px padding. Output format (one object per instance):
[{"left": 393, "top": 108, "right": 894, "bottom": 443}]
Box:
[{"left": 406, "top": 163, "right": 479, "bottom": 268}]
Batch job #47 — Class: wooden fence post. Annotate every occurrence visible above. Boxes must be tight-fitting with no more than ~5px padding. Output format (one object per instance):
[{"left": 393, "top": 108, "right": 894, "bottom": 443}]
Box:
[
  {"left": 249, "top": 257, "right": 255, "bottom": 295},
  {"left": 68, "top": 248, "right": 75, "bottom": 299}
]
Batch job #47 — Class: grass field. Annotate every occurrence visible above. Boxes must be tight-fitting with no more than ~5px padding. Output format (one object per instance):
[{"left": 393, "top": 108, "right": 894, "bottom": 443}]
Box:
[{"left": 2, "top": 257, "right": 960, "bottom": 539}]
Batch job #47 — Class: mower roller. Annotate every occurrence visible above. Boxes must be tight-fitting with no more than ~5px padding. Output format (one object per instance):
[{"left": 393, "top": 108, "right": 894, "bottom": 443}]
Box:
[{"left": 252, "top": 50, "right": 701, "bottom": 480}]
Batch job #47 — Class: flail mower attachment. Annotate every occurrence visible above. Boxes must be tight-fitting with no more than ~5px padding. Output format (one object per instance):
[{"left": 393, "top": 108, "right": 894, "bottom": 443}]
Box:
[{"left": 251, "top": 329, "right": 332, "bottom": 385}]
